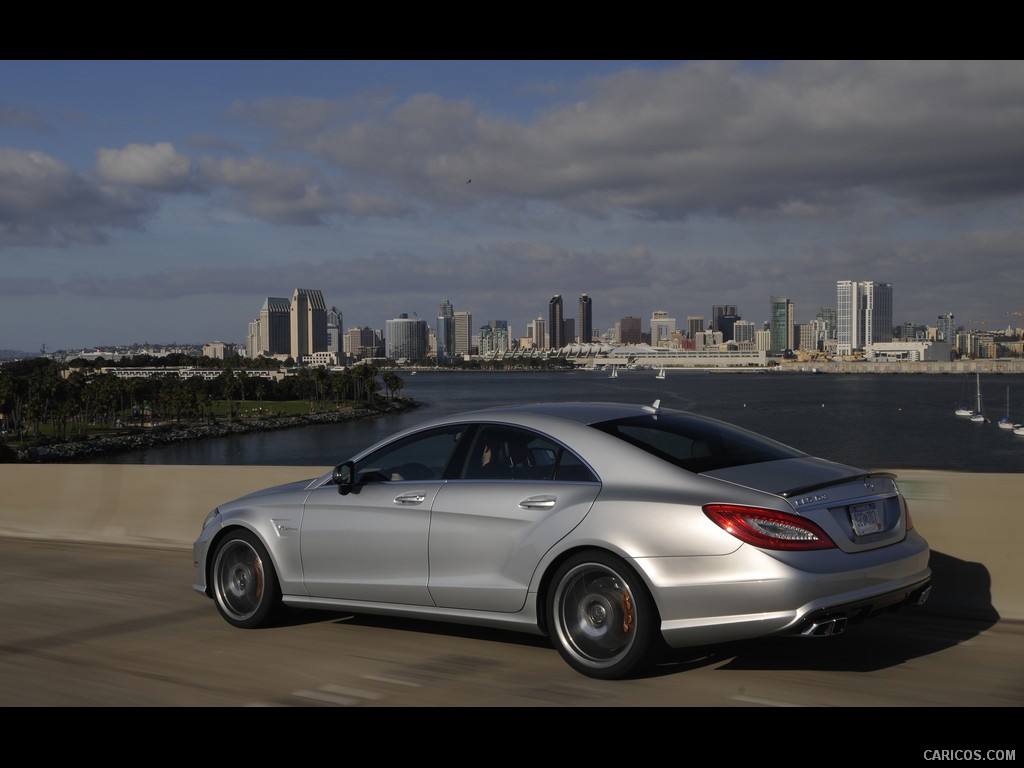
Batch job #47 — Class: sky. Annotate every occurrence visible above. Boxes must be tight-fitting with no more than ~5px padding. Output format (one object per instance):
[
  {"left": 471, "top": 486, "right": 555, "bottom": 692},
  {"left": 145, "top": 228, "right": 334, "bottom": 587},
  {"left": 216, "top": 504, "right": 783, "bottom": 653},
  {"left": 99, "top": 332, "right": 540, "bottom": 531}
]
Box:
[{"left": 3, "top": 59, "right": 1024, "bottom": 354}]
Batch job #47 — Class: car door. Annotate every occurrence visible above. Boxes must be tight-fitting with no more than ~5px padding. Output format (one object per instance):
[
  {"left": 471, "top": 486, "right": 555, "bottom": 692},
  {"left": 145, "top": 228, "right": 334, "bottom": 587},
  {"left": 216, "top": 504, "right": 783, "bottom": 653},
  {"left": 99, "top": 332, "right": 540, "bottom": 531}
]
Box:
[
  {"left": 299, "top": 425, "right": 466, "bottom": 604},
  {"left": 426, "top": 425, "right": 602, "bottom": 613}
]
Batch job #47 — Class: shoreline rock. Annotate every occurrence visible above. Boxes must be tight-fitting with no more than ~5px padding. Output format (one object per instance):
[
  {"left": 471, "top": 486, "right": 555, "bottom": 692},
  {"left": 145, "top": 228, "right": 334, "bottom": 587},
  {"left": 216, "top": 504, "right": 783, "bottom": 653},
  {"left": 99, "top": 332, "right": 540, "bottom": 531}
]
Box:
[{"left": 16, "top": 398, "right": 422, "bottom": 463}]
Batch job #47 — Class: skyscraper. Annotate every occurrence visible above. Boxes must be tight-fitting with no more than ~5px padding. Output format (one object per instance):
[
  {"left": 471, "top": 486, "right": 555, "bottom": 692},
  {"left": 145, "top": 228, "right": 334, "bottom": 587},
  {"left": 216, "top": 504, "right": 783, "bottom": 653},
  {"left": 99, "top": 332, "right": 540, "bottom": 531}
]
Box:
[
  {"left": 769, "top": 296, "right": 794, "bottom": 354},
  {"left": 578, "top": 293, "right": 593, "bottom": 344},
  {"left": 437, "top": 298, "right": 455, "bottom": 364},
  {"left": 290, "top": 288, "right": 328, "bottom": 360},
  {"left": 258, "top": 296, "right": 290, "bottom": 356},
  {"left": 836, "top": 281, "right": 893, "bottom": 354},
  {"left": 327, "top": 306, "right": 343, "bottom": 358},
  {"left": 686, "top": 316, "right": 705, "bottom": 339},
  {"left": 385, "top": 314, "right": 428, "bottom": 362},
  {"left": 548, "top": 295, "right": 564, "bottom": 350},
  {"left": 936, "top": 312, "right": 956, "bottom": 343},
  {"left": 454, "top": 311, "right": 472, "bottom": 357},
  {"left": 618, "top": 316, "right": 642, "bottom": 344},
  {"left": 532, "top": 317, "right": 546, "bottom": 350},
  {"left": 711, "top": 305, "right": 738, "bottom": 333}
]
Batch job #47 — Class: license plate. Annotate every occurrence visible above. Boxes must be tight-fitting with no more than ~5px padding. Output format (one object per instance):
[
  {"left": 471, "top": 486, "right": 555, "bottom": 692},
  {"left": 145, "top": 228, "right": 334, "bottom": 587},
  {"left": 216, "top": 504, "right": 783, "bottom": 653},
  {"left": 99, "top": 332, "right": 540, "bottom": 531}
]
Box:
[{"left": 850, "top": 502, "right": 884, "bottom": 535}]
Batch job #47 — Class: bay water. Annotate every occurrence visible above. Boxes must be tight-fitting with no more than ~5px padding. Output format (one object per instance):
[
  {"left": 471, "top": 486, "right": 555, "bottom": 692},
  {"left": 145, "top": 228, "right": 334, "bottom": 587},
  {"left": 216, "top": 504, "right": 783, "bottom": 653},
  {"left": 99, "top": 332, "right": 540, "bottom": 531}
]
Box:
[{"left": 88, "top": 369, "right": 1024, "bottom": 473}]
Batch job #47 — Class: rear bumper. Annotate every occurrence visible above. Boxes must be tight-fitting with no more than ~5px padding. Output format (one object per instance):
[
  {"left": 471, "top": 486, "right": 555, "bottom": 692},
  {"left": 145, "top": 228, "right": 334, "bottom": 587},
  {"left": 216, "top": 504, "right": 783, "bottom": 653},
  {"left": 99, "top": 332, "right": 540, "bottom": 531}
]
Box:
[{"left": 794, "top": 577, "right": 932, "bottom": 637}]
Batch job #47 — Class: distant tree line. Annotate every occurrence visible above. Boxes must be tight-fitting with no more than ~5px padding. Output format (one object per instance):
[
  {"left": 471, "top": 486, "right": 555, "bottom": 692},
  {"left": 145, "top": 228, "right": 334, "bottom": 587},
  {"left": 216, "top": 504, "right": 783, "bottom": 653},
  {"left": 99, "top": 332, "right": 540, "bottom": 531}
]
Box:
[{"left": 0, "top": 355, "right": 403, "bottom": 447}]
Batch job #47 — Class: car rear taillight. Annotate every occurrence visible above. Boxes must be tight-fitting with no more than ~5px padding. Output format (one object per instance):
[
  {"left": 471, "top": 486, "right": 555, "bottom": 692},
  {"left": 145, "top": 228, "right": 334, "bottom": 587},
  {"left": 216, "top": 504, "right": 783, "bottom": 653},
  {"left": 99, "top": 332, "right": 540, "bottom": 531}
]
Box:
[{"left": 703, "top": 504, "right": 837, "bottom": 551}]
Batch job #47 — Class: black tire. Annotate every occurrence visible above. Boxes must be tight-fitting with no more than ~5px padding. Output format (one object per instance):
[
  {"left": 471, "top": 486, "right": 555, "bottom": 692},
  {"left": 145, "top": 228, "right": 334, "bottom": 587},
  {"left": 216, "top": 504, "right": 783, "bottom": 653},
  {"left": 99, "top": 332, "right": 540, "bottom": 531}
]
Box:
[
  {"left": 547, "top": 550, "right": 661, "bottom": 679},
  {"left": 211, "top": 529, "right": 282, "bottom": 628}
]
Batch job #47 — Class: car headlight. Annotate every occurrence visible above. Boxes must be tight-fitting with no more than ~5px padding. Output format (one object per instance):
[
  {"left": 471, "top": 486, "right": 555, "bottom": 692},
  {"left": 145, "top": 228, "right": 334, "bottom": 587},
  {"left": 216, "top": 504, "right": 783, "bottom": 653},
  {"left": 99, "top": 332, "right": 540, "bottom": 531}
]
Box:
[{"left": 201, "top": 508, "right": 221, "bottom": 532}]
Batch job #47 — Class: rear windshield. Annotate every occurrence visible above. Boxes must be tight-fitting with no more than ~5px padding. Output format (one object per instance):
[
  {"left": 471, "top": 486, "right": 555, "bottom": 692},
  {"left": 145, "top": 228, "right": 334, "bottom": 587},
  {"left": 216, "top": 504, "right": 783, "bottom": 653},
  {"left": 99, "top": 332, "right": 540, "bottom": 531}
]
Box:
[{"left": 590, "top": 412, "right": 805, "bottom": 473}]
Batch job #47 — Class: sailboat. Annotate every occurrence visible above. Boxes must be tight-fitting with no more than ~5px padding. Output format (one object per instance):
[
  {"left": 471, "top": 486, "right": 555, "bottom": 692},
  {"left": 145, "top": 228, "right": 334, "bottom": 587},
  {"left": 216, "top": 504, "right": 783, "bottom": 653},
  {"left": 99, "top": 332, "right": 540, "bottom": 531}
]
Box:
[
  {"left": 998, "top": 386, "right": 1015, "bottom": 429},
  {"left": 954, "top": 373, "right": 974, "bottom": 416},
  {"left": 969, "top": 373, "right": 988, "bottom": 422},
  {"left": 655, "top": 367, "right": 666, "bottom": 380}
]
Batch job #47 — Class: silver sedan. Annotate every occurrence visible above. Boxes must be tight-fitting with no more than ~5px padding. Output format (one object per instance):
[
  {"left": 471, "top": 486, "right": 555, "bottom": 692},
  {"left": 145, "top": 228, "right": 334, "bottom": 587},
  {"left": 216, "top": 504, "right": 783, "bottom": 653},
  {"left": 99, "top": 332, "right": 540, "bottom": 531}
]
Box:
[{"left": 193, "top": 400, "right": 932, "bottom": 680}]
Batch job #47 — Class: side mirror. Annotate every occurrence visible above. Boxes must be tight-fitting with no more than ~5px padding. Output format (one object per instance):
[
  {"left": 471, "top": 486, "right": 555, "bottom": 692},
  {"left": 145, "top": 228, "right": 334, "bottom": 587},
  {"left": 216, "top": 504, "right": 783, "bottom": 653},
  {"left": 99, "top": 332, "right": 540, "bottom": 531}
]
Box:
[{"left": 333, "top": 461, "right": 355, "bottom": 495}]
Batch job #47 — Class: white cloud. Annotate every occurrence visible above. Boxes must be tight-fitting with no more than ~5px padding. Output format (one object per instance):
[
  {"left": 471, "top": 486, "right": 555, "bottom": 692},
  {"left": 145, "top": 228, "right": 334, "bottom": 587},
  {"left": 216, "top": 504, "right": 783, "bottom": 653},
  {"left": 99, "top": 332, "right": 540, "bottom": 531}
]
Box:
[{"left": 95, "top": 142, "right": 193, "bottom": 190}]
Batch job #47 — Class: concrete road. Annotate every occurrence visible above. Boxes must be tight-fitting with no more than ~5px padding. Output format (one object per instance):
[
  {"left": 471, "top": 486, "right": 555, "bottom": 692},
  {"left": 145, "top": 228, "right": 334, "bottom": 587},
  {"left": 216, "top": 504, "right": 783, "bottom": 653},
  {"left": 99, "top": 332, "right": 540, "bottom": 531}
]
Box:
[{"left": 2, "top": 537, "right": 1022, "bottom": 713}]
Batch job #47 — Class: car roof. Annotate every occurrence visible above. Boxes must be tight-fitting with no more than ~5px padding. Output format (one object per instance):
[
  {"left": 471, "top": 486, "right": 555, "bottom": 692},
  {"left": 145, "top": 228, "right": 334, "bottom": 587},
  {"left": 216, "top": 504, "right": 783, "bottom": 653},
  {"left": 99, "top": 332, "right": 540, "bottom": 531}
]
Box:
[{"left": 455, "top": 401, "right": 663, "bottom": 425}]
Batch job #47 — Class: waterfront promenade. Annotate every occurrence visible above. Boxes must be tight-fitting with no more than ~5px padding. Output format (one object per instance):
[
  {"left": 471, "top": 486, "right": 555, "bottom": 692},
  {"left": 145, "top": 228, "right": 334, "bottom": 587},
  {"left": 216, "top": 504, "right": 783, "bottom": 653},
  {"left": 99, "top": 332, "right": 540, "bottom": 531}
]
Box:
[{"left": 778, "top": 359, "right": 1024, "bottom": 374}]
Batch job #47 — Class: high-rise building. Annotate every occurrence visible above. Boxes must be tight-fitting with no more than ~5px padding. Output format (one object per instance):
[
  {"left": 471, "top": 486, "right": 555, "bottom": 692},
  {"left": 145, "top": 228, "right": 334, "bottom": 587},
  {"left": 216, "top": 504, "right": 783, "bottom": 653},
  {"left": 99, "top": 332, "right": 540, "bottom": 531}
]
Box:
[
  {"left": 252, "top": 296, "right": 290, "bottom": 357},
  {"left": 385, "top": 314, "right": 428, "bottom": 362},
  {"left": 479, "top": 320, "right": 510, "bottom": 353},
  {"left": 711, "top": 305, "right": 738, "bottom": 333},
  {"left": 548, "top": 295, "right": 564, "bottom": 350},
  {"left": 936, "top": 312, "right": 957, "bottom": 343},
  {"left": 532, "top": 317, "right": 546, "bottom": 350},
  {"left": 578, "top": 293, "right": 593, "bottom": 344},
  {"left": 290, "top": 288, "right": 328, "bottom": 360},
  {"left": 437, "top": 298, "right": 455, "bottom": 364},
  {"left": 769, "top": 296, "right": 794, "bottom": 354},
  {"left": 836, "top": 281, "right": 893, "bottom": 354},
  {"left": 650, "top": 310, "right": 677, "bottom": 347},
  {"left": 454, "top": 311, "right": 472, "bottom": 357},
  {"left": 618, "top": 316, "right": 642, "bottom": 344},
  {"left": 346, "top": 326, "right": 379, "bottom": 360},
  {"left": 733, "top": 320, "right": 756, "bottom": 347},
  {"left": 686, "top": 316, "right": 705, "bottom": 339},
  {"left": 327, "top": 306, "right": 343, "bottom": 358},
  {"left": 716, "top": 314, "right": 740, "bottom": 343}
]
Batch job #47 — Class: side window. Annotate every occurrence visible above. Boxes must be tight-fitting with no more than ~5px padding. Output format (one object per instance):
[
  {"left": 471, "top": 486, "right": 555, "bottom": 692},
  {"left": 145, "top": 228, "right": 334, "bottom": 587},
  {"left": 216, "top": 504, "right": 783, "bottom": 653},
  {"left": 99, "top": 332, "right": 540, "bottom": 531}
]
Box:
[
  {"left": 463, "top": 426, "right": 597, "bottom": 483},
  {"left": 355, "top": 426, "right": 465, "bottom": 483},
  {"left": 553, "top": 449, "right": 598, "bottom": 483}
]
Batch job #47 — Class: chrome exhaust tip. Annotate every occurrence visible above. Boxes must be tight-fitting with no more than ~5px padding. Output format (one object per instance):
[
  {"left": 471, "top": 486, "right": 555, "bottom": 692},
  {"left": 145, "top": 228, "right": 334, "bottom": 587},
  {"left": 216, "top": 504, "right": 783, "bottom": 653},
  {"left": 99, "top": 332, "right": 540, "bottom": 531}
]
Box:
[{"left": 801, "top": 616, "right": 848, "bottom": 637}]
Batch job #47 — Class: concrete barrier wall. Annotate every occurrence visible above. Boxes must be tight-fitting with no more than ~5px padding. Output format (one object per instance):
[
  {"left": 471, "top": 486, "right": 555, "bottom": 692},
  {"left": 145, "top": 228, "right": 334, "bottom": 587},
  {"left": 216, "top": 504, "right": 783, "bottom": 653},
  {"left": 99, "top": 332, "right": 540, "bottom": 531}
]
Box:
[{"left": 0, "top": 465, "right": 1019, "bottom": 622}]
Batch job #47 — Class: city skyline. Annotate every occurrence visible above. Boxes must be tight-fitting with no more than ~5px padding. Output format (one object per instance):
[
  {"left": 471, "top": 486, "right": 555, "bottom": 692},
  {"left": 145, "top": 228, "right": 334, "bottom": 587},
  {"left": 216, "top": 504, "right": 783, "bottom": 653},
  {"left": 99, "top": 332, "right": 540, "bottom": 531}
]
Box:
[{"left": 4, "top": 60, "right": 1024, "bottom": 353}]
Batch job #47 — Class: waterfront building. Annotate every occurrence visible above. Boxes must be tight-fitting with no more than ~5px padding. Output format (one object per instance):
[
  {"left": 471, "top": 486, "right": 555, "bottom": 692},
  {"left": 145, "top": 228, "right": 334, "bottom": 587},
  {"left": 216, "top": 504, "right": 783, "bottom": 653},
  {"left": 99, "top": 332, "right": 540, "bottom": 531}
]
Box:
[
  {"left": 836, "top": 280, "right": 893, "bottom": 355},
  {"left": 769, "top": 296, "right": 794, "bottom": 354},
  {"left": 578, "top": 294, "right": 593, "bottom": 344},
  {"left": 548, "top": 295, "right": 565, "bottom": 350},
  {"left": 756, "top": 328, "right": 771, "bottom": 352},
  {"left": 290, "top": 288, "right": 328, "bottom": 361},
  {"left": 865, "top": 340, "right": 952, "bottom": 362},
  {"left": 385, "top": 314, "right": 429, "bottom": 362}
]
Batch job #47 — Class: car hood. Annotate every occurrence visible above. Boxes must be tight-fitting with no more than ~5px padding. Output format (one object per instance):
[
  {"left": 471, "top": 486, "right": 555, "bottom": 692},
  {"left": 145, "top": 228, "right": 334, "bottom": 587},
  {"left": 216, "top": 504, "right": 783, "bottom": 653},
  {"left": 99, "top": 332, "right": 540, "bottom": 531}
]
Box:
[{"left": 230, "top": 477, "right": 320, "bottom": 503}]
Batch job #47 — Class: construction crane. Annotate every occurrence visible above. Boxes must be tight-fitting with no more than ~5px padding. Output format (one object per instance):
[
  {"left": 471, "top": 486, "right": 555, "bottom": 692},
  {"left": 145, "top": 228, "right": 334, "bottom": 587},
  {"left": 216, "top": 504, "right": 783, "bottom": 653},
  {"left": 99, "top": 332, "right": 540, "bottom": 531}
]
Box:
[{"left": 1010, "top": 311, "right": 1023, "bottom": 340}]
